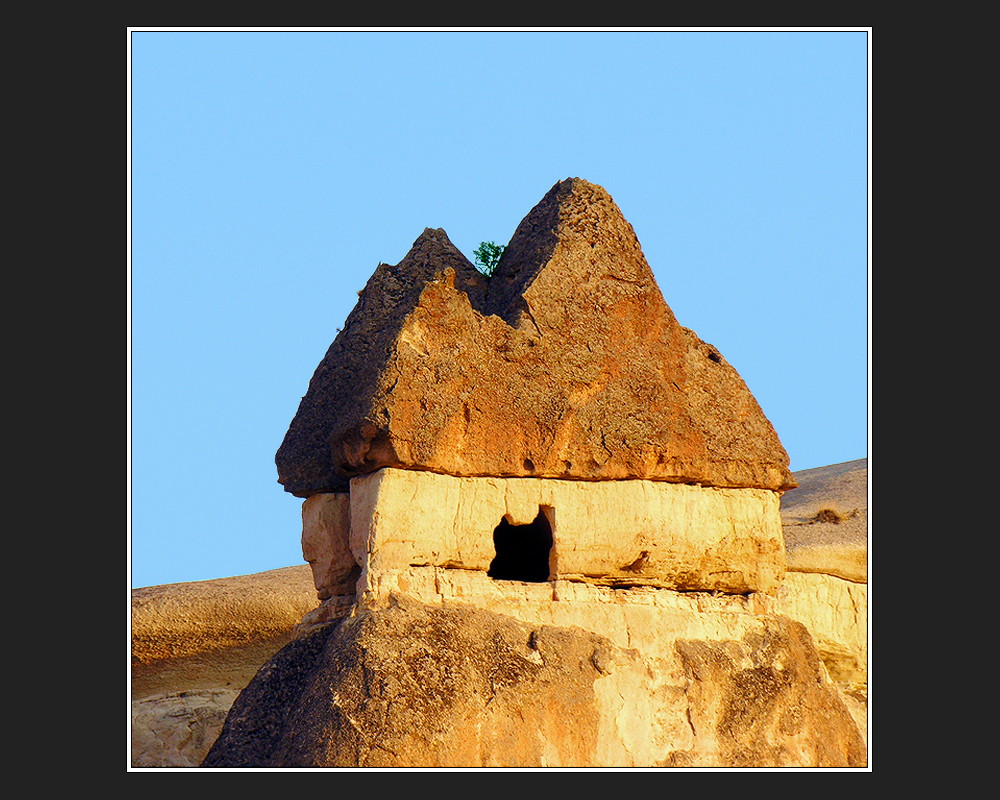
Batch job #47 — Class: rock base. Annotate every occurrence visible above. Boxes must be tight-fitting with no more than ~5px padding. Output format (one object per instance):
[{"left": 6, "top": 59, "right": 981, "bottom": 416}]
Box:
[{"left": 204, "top": 592, "right": 866, "bottom": 768}]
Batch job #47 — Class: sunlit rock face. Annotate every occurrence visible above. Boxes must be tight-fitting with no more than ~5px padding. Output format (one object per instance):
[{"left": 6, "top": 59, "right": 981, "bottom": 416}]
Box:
[
  {"left": 301, "top": 468, "right": 785, "bottom": 602},
  {"left": 275, "top": 178, "right": 795, "bottom": 498},
  {"left": 193, "top": 178, "right": 872, "bottom": 770},
  {"left": 202, "top": 594, "right": 866, "bottom": 769}
]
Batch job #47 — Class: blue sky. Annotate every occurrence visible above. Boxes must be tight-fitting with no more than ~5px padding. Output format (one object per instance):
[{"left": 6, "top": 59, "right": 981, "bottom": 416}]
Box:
[{"left": 129, "top": 29, "right": 869, "bottom": 589}]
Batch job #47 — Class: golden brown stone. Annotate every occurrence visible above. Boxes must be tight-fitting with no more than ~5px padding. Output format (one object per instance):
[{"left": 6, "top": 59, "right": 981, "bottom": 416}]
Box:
[{"left": 275, "top": 178, "right": 795, "bottom": 497}]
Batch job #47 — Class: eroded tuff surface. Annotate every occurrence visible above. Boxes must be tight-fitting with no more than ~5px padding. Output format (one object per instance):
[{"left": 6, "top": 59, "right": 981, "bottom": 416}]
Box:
[
  {"left": 302, "top": 469, "right": 786, "bottom": 600},
  {"left": 202, "top": 595, "right": 866, "bottom": 768},
  {"left": 276, "top": 178, "right": 795, "bottom": 496},
  {"left": 132, "top": 462, "right": 868, "bottom": 769}
]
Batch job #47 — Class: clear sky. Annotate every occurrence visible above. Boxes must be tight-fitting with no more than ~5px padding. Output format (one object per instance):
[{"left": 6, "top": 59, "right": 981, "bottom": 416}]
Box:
[{"left": 128, "top": 29, "right": 870, "bottom": 590}]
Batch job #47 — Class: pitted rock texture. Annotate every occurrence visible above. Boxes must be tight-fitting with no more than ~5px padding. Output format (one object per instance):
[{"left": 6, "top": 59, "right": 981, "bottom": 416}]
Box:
[
  {"left": 670, "top": 620, "right": 865, "bottom": 768},
  {"left": 132, "top": 459, "right": 867, "bottom": 768},
  {"left": 132, "top": 689, "right": 241, "bottom": 768},
  {"left": 201, "top": 595, "right": 866, "bottom": 768},
  {"left": 300, "top": 493, "right": 357, "bottom": 601},
  {"left": 275, "top": 228, "right": 487, "bottom": 497},
  {"left": 347, "top": 468, "right": 786, "bottom": 597},
  {"left": 276, "top": 178, "right": 795, "bottom": 496}
]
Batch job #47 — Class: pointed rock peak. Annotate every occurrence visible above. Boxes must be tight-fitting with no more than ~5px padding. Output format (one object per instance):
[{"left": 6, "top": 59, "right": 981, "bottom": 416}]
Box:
[
  {"left": 275, "top": 226, "right": 484, "bottom": 497},
  {"left": 402, "top": 227, "right": 479, "bottom": 283},
  {"left": 486, "top": 178, "right": 667, "bottom": 333},
  {"left": 277, "top": 179, "right": 796, "bottom": 496},
  {"left": 364, "top": 227, "right": 487, "bottom": 315}
]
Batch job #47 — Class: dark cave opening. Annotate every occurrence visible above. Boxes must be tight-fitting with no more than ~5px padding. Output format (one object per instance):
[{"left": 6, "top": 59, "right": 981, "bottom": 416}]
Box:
[{"left": 487, "top": 507, "right": 553, "bottom": 583}]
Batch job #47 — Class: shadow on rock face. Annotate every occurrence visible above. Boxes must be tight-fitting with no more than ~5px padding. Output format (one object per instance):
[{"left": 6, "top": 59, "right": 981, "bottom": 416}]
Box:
[{"left": 203, "top": 596, "right": 866, "bottom": 769}]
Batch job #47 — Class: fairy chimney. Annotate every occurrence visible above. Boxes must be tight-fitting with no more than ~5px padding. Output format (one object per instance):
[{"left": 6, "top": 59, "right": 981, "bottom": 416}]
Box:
[
  {"left": 199, "top": 182, "right": 870, "bottom": 770},
  {"left": 277, "top": 178, "right": 796, "bottom": 608}
]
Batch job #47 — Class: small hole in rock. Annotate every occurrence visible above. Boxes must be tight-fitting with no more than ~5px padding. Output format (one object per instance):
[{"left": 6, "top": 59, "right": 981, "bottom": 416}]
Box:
[{"left": 488, "top": 509, "right": 553, "bottom": 583}]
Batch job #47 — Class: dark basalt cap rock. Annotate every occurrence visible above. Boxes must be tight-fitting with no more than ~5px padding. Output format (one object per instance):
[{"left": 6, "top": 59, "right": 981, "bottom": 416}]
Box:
[{"left": 276, "top": 178, "right": 796, "bottom": 496}]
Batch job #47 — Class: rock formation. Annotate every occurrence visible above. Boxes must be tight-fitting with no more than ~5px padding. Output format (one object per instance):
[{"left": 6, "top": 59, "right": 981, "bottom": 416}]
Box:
[
  {"left": 304, "top": 468, "right": 786, "bottom": 607},
  {"left": 202, "top": 594, "right": 864, "bottom": 769},
  {"left": 154, "top": 178, "right": 867, "bottom": 768},
  {"left": 276, "top": 178, "right": 795, "bottom": 496},
  {"left": 130, "top": 462, "right": 868, "bottom": 769}
]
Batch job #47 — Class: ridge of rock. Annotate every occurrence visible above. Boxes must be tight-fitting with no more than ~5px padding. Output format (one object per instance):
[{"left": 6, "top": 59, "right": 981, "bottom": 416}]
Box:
[
  {"left": 275, "top": 228, "right": 487, "bottom": 496},
  {"left": 276, "top": 178, "right": 795, "bottom": 495}
]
